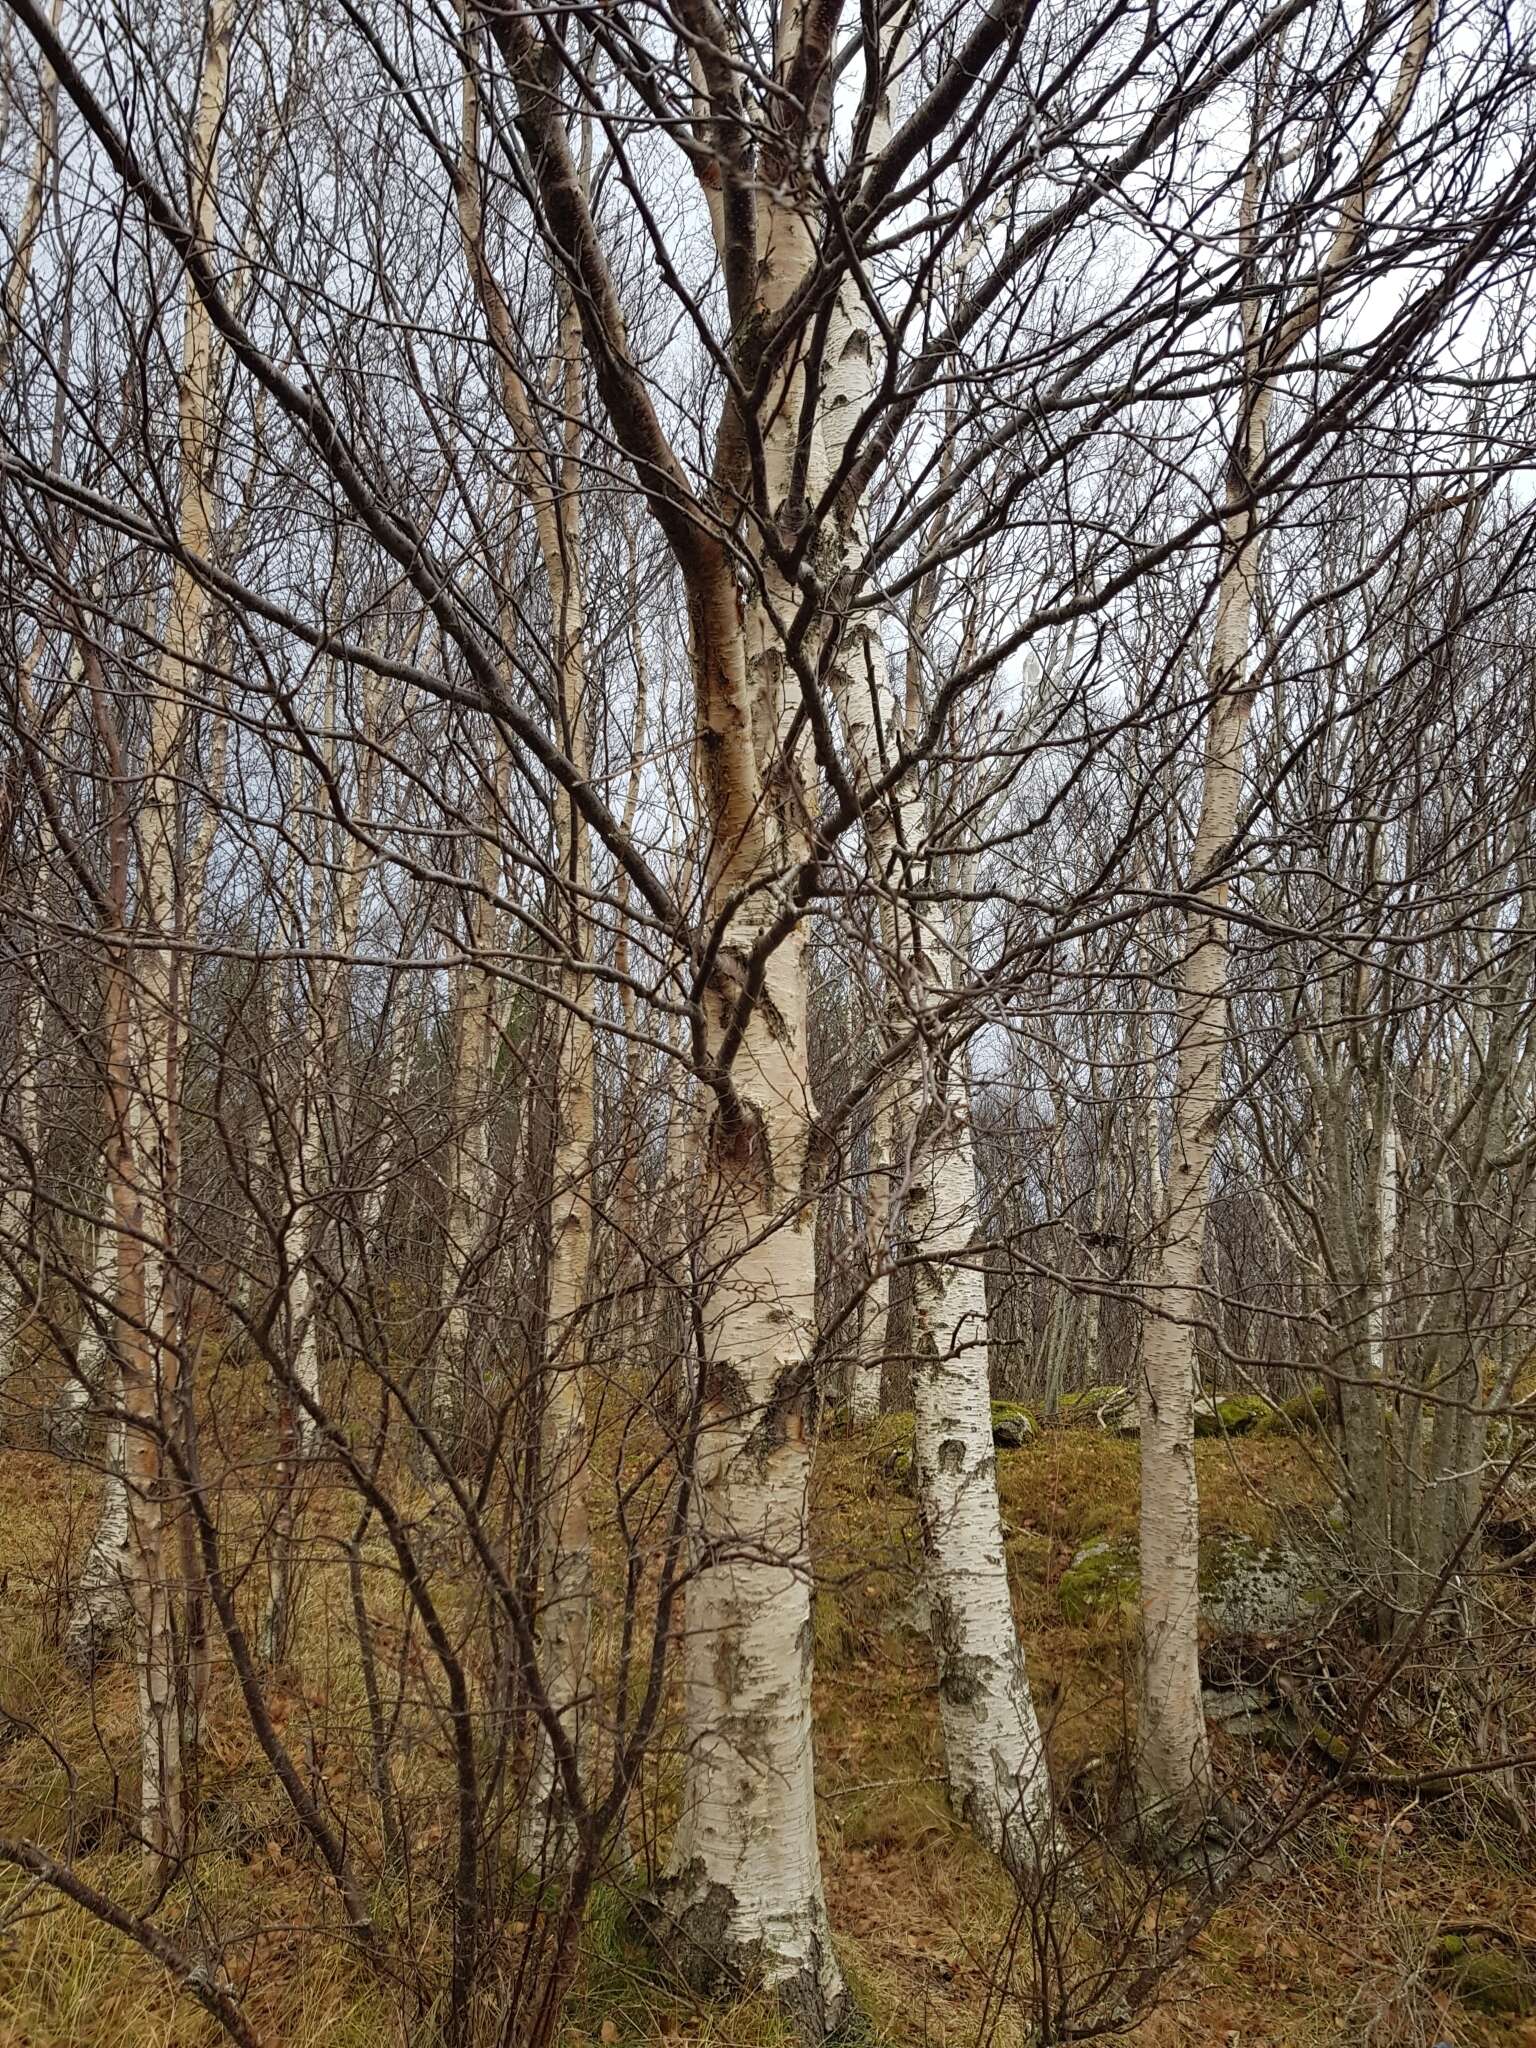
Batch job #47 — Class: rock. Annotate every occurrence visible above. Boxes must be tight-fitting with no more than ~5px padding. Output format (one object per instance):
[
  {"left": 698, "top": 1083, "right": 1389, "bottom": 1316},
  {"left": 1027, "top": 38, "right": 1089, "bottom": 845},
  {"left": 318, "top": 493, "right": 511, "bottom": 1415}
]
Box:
[
  {"left": 1055, "top": 1530, "right": 1331, "bottom": 1635},
  {"left": 1057, "top": 1539, "right": 1139, "bottom": 1623},
  {"left": 876, "top": 1402, "right": 1035, "bottom": 1478},
  {"left": 990, "top": 1401, "right": 1037, "bottom": 1448},
  {"left": 881, "top": 1584, "right": 932, "bottom": 1638},
  {"left": 1200, "top": 1681, "right": 1301, "bottom": 1750},
  {"left": 1192, "top": 1393, "right": 1275, "bottom": 1437},
  {"left": 1258, "top": 1384, "right": 1330, "bottom": 1434},
  {"left": 1306, "top": 1720, "right": 1353, "bottom": 1766},
  {"left": 1430, "top": 1934, "right": 1536, "bottom": 2017},
  {"left": 1487, "top": 1412, "right": 1536, "bottom": 1457},
  {"left": 1200, "top": 1536, "right": 1329, "bottom": 1635},
  {"left": 1201, "top": 1683, "right": 1282, "bottom": 1729}
]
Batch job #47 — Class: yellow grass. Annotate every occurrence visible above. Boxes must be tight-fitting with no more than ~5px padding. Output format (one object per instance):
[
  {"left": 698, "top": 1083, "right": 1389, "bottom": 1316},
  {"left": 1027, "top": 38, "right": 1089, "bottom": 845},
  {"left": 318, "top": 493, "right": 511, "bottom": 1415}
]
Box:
[{"left": 0, "top": 1386, "right": 1529, "bottom": 2048}]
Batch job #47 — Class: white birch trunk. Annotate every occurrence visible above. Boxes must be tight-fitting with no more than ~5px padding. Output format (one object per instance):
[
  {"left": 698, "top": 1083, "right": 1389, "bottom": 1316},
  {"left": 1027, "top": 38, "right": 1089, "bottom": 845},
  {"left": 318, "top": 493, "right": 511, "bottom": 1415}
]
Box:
[
  {"left": 0, "top": 0, "right": 61, "bottom": 387},
  {"left": 1134, "top": 0, "right": 1434, "bottom": 1834},
  {"left": 902, "top": 1075, "right": 1051, "bottom": 1871},
  {"left": 1129, "top": 889, "right": 1164, "bottom": 1426},
  {"left": 103, "top": 936, "right": 184, "bottom": 1869},
  {"left": 234, "top": 973, "right": 277, "bottom": 1320},
  {"left": 64, "top": 1386, "right": 132, "bottom": 1670},
  {"left": 0, "top": 1202, "right": 29, "bottom": 1387},
  {"left": 0, "top": 972, "right": 41, "bottom": 1384},
  {"left": 820, "top": 52, "right": 908, "bottom": 1428},
  {"left": 609, "top": 521, "right": 651, "bottom": 1295},
  {"left": 525, "top": 641, "right": 596, "bottom": 1852},
  {"left": 654, "top": 104, "right": 847, "bottom": 2021},
  {"left": 1134, "top": 564, "right": 1250, "bottom": 1829},
  {"left": 283, "top": 1069, "right": 327, "bottom": 1453},
  {"left": 660, "top": 926, "right": 848, "bottom": 2031},
  {"left": 56, "top": 1187, "right": 115, "bottom": 1449},
  {"left": 263, "top": 671, "right": 384, "bottom": 1660},
  {"left": 491, "top": 3, "right": 850, "bottom": 2009},
  {"left": 1340, "top": 1105, "right": 1399, "bottom": 1636},
  {"left": 0, "top": 10, "right": 62, "bottom": 1384},
  {"left": 437, "top": 948, "right": 497, "bottom": 1429},
  {"left": 108, "top": 0, "right": 233, "bottom": 1861},
  {"left": 361, "top": 981, "right": 414, "bottom": 1252},
  {"left": 457, "top": 69, "right": 597, "bottom": 1845}
]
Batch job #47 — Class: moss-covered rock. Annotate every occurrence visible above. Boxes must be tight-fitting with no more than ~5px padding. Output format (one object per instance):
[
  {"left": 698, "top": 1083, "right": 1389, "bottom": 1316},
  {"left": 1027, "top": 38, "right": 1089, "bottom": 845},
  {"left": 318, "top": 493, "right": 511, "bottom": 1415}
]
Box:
[
  {"left": 1258, "top": 1384, "right": 1329, "bottom": 1434},
  {"left": 990, "top": 1401, "right": 1038, "bottom": 1448},
  {"left": 1192, "top": 1393, "right": 1275, "bottom": 1438},
  {"left": 1057, "top": 1538, "right": 1139, "bottom": 1623},
  {"left": 1054, "top": 1385, "right": 1132, "bottom": 1430},
  {"left": 1430, "top": 1934, "right": 1536, "bottom": 2017},
  {"left": 873, "top": 1402, "right": 1035, "bottom": 1478},
  {"left": 1306, "top": 1721, "right": 1352, "bottom": 1767},
  {"left": 1054, "top": 1530, "right": 1328, "bottom": 1635},
  {"left": 1199, "top": 1535, "right": 1329, "bottom": 1635}
]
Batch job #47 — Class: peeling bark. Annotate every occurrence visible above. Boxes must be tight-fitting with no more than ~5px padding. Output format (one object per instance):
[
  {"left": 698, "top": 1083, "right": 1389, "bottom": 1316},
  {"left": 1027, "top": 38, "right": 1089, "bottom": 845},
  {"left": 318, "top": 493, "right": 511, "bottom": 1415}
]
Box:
[{"left": 64, "top": 1389, "right": 132, "bottom": 1671}]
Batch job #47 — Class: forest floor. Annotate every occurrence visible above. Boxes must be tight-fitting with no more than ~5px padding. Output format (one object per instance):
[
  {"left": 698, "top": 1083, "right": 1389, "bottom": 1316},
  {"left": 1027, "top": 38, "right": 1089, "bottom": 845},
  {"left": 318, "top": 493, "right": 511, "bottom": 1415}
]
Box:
[{"left": 0, "top": 1387, "right": 1532, "bottom": 2048}]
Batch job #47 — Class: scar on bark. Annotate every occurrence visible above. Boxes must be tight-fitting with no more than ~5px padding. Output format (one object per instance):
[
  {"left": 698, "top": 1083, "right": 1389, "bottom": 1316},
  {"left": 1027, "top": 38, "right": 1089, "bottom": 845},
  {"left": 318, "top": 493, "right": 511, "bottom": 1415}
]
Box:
[
  {"left": 746, "top": 1356, "right": 816, "bottom": 1458},
  {"left": 939, "top": 1647, "right": 995, "bottom": 1711},
  {"left": 699, "top": 1356, "right": 751, "bottom": 1418},
  {"left": 707, "top": 1099, "right": 773, "bottom": 1197},
  {"left": 711, "top": 1629, "right": 746, "bottom": 1705},
  {"left": 799, "top": 1116, "right": 835, "bottom": 1202}
]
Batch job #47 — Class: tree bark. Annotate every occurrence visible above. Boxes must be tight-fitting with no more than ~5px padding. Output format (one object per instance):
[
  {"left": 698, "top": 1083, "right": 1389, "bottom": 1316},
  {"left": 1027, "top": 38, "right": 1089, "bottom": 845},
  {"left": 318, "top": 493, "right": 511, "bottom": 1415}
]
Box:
[
  {"left": 457, "top": 59, "right": 598, "bottom": 1840},
  {"left": 902, "top": 1069, "right": 1052, "bottom": 1872},
  {"left": 1135, "top": 5, "right": 1433, "bottom": 1828}
]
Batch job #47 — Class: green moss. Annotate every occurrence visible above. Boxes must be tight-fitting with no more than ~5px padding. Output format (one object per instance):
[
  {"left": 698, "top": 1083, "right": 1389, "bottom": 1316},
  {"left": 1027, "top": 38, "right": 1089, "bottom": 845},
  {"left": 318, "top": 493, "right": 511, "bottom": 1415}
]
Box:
[
  {"left": 1056, "top": 1539, "right": 1139, "bottom": 1623},
  {"left": 1054, "top": 1385, "right": 1131, "bottom": 1428},
  {"left": 1259, "top": 1385, "right": 1330, "bottom": 1434},
  {"left": 870, "top": 1403, "right": 1034, "bottom": 1476},
  {"left": 1307, "top": 1721, "right": 1352, "bottom": 1766},
  {"left": 1193, "top": 1393, "right": 1274, "bottom": 1438},
  {"left": 989, "top": 1401, "right": 1037, "bottom": 1449},
  {"left": 1430, "top": 1934, "right": 1536, "bottom": 2016}
]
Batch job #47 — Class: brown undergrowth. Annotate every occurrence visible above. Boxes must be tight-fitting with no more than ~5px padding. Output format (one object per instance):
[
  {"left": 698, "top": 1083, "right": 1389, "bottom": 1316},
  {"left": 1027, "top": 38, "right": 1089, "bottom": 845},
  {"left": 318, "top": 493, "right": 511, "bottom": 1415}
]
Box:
[{"left": 0, "top": 1361, "right": 1531, "bottom": 2048}]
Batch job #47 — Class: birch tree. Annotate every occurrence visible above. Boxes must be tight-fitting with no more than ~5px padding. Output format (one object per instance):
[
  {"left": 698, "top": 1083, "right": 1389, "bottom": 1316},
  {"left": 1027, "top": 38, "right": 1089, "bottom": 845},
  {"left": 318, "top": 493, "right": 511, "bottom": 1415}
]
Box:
[
  {"left": 5, "top": 0, "right": 1535, "bottom": 2039},
  {"left": 1135, "top": 0, "right": 1438, "bottom": 1833}
]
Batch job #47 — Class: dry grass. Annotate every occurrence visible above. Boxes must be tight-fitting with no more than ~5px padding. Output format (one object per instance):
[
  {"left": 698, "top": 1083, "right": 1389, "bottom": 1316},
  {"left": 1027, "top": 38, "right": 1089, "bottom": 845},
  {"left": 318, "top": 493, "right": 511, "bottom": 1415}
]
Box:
[{"left": 0, "top": 1394, "right": 1530, "bottom": 2048}]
